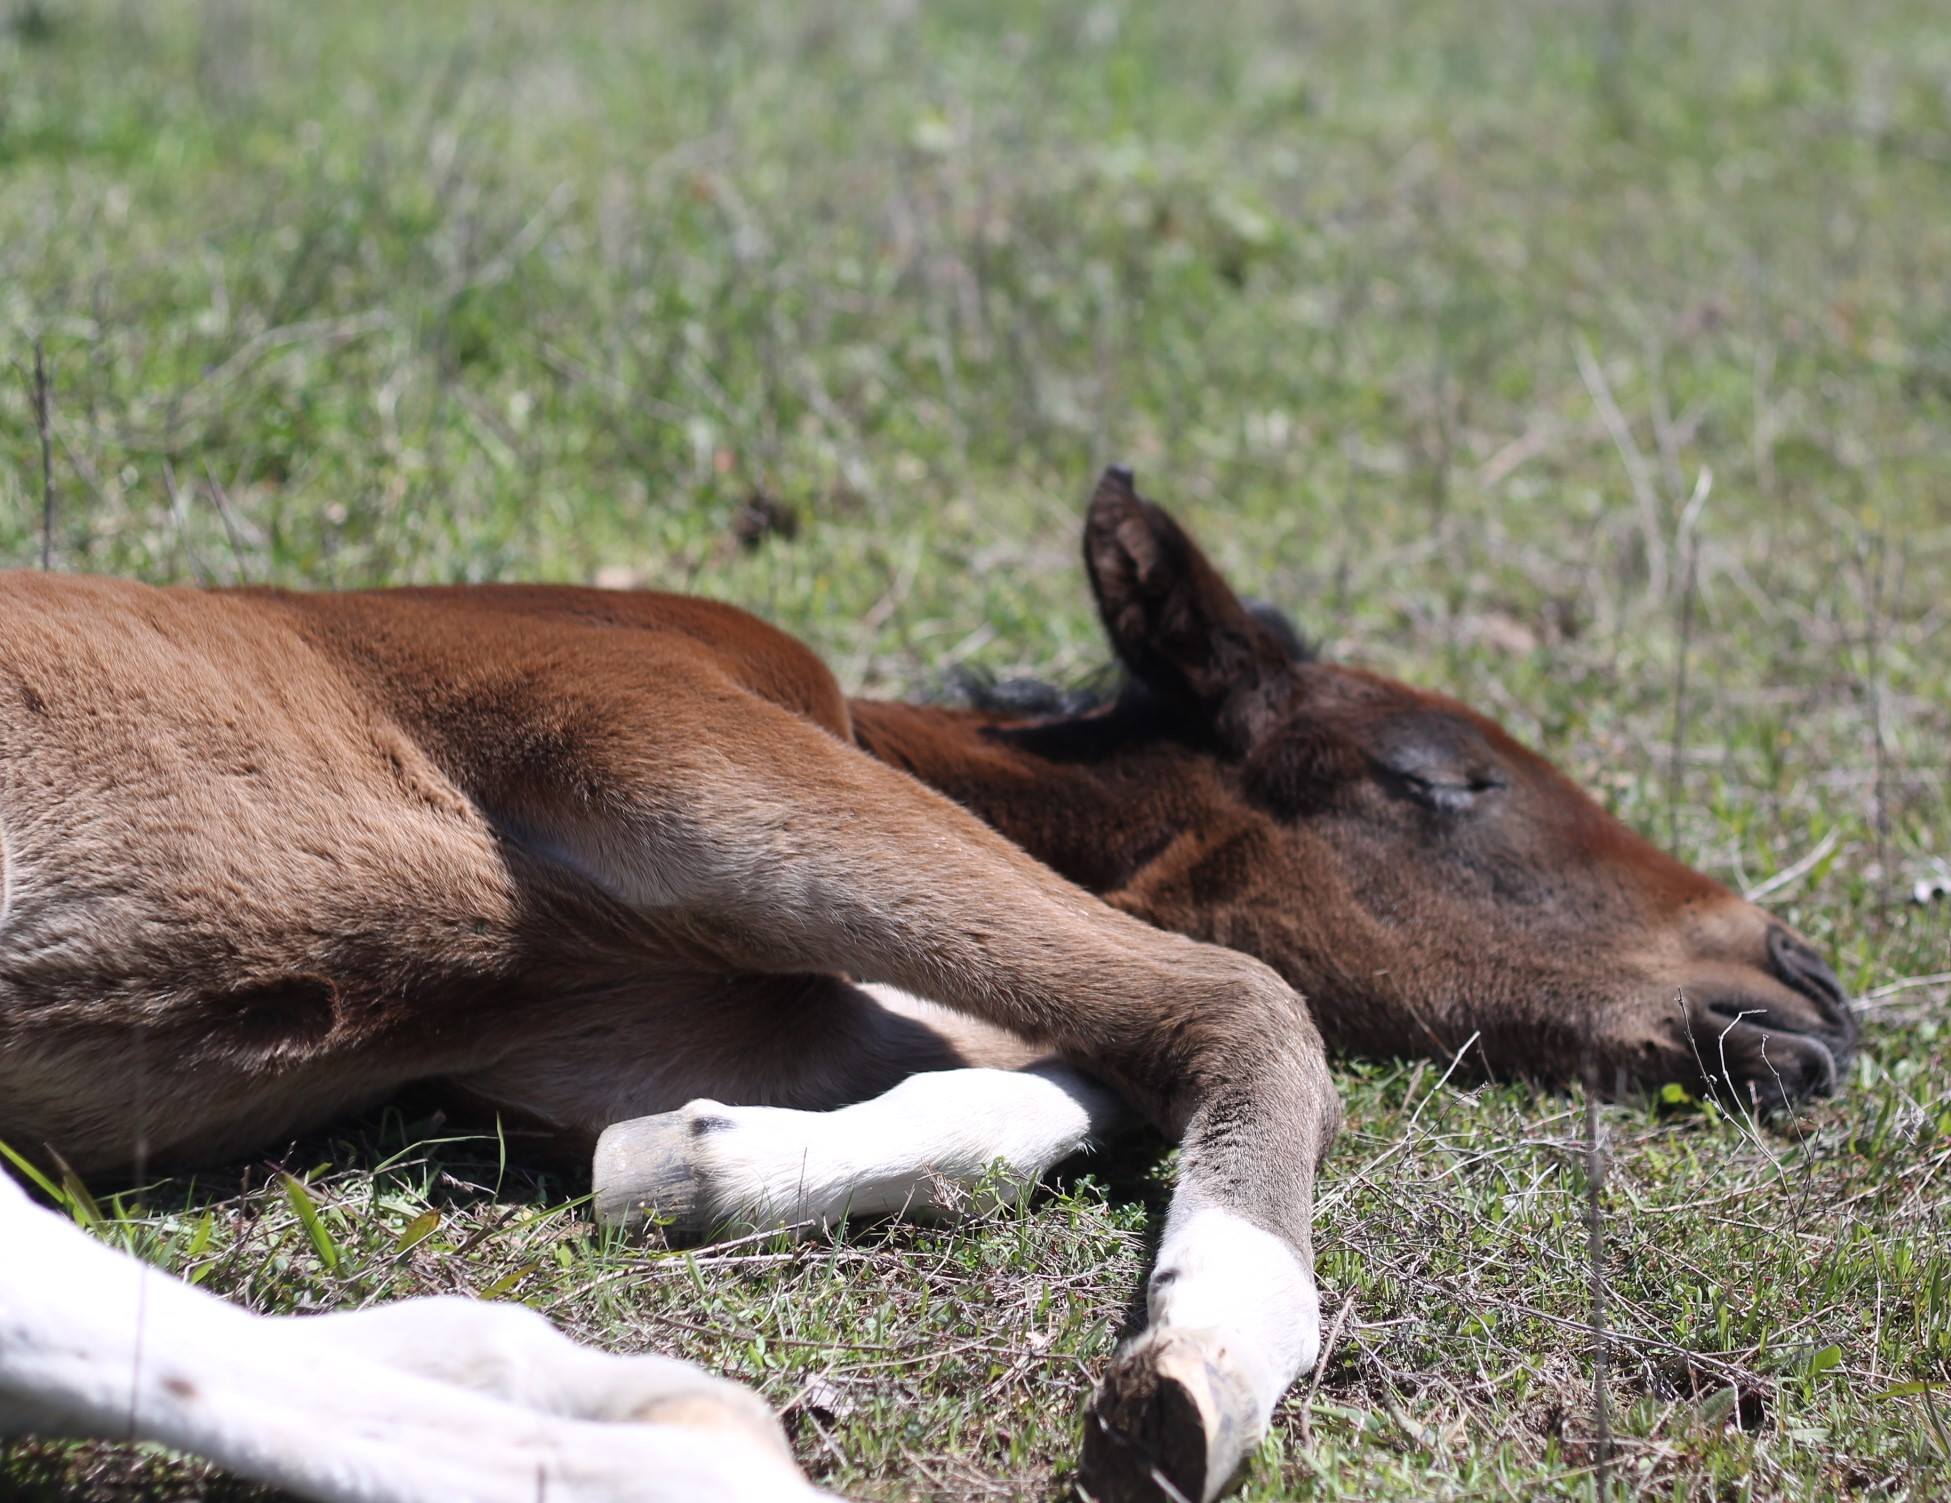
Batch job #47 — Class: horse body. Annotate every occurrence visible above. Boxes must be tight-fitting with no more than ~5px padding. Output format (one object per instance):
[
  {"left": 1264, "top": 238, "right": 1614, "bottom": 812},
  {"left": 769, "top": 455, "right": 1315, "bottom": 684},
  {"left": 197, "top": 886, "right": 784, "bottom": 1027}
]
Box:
[{"left": 0, "top": 469, "right": 1855, "bottom": 1502}]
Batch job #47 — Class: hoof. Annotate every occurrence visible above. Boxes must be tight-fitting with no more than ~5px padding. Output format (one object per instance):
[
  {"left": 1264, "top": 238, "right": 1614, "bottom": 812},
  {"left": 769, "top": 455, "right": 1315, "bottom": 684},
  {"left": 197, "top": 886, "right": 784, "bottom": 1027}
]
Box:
[
  {"left": 1079, "top": 1329, "right": 1261, "bottom": 1503},
  {"left": 592, "top": 1108, "right": 716, "bottom": 1239},
  {"left": 630, "top": 1386, "right": 797, "bottom": 1469}
]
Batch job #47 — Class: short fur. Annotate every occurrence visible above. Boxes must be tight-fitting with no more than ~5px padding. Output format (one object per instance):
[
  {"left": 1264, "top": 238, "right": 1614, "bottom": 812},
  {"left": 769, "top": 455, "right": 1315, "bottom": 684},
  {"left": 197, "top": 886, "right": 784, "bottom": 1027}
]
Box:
[{"left": 0, "top": 468, "right": 1854, "bottom": 1501}]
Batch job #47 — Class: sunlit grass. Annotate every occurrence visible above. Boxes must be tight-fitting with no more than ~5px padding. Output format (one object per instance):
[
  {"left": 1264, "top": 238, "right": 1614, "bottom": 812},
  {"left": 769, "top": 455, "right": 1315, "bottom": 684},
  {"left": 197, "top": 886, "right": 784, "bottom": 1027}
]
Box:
[{"left": 2, "top": 0, "right": 1947, "bottom": 1498}]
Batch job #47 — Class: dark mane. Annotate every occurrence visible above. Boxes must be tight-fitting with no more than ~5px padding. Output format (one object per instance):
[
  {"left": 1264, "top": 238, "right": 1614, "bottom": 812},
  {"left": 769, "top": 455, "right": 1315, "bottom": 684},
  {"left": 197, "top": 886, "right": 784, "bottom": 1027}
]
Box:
[
  {"left": 1243, "top": 600, "right": 1312, "bottom": 663},
  {"left": 938, "top": 664, "right": 1122, "bottom": 720}
]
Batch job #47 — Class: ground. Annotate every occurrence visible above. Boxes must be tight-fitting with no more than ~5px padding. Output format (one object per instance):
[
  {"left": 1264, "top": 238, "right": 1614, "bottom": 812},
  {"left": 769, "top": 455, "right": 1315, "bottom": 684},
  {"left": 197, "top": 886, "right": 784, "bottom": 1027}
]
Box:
[{"left": 1, "top": 0, "right": 1948, "bottom": 1498}]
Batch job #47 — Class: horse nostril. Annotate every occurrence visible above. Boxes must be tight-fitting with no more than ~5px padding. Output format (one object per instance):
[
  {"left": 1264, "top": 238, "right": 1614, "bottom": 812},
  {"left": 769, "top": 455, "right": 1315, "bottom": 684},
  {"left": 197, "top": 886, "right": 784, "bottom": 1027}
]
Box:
[{"left": 1766, "top": 926, "right": 1850, "bottom": 1018}]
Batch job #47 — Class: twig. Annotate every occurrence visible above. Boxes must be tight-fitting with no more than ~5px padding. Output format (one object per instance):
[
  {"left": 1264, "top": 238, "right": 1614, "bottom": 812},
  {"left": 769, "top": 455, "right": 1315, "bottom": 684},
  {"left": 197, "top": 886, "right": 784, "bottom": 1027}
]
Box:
[
  {"left": 202, "top": 462, "right": 259, "bottom": 581},
  {"left": 1664, "top": 467, "right": 1712, "bottom": 848},
  {"left": 446, "top": 1204, "right": 520, "bottom": 1258},
  {"left": 1743, "top": 827, "right": 1842, "bottom": 903},
  {"left": 1860, "top": 970, "right": 1951, "bottom": 1003},
  {"left": 33, "top": 337, "right": 56, "bottom": 569},
  {"left": 1575, "top": 336, "right": 1667, "bottom": 598},
  {"left": 1317, "top": 1032, "right": 1480, "bottom": 1214},
  {"left": 162, "top": 460, "right": 213, "bottom": 584},
  {"left": 1584, "top": 1078, "right": 1611, "bottom": 1502},
  {"left": 1859, "top": 534, "right": 1892, "bottom": 927},
  {"left": 1297, "top": 1291, "right": 1356, "bottom": 1449}
]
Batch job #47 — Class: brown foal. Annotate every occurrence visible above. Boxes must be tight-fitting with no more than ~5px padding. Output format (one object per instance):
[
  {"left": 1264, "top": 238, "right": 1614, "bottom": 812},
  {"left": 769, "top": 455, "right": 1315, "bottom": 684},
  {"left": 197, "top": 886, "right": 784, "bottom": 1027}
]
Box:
[{"left": 0, "top": 468, "right": 1853, "bottom": 1500}]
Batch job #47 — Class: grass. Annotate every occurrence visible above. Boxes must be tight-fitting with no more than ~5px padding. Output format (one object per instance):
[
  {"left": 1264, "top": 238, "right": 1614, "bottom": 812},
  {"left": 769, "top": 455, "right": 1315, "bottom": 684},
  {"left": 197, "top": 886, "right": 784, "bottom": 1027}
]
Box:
[{"left": 2, "top": 0, "right": 1948, "bottom": 1497}]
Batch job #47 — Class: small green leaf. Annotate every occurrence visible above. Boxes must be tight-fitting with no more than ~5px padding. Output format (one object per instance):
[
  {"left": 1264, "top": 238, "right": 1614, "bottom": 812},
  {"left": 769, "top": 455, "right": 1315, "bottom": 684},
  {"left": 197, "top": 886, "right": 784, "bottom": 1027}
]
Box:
[
  {"left": 1869, "top": 1380, "right": 1939, "bottom": 1400},
  {"left": 184, "top": 1211, "right": 215, "bottom": 1260},
  {"left": 395, "top": 1208, "right": 442, "bottom": 1253},
  {"left": 1809, "top": 1343, "right": 1843, "bottom": 1375},
  {"left": 480, "top": 1261, "right": 539, "bottom": 1300},
  {"left": 57, "top": 1165, "right": 107, "bottom": 1234},
  {"left": 283, "top": 1175, "right": 341, "bottom": 1273},
  {"left": 0, "top": 1138, "right": 65, "bottom": 1203}
]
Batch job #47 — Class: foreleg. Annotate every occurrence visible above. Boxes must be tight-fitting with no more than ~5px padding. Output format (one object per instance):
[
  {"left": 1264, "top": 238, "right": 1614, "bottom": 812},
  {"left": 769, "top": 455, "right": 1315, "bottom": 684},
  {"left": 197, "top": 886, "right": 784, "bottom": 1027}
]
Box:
[
  {"left": 594, "top": 1054, "right": 1129, "bottom": 1237},
  {"left": 543, "top": 691, "right": 1341, "bottom": 1502}
]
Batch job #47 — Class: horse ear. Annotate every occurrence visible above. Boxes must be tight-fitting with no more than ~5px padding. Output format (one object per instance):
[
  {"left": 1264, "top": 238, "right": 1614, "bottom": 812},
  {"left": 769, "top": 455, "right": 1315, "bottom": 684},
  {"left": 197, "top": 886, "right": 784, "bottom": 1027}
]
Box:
[{"left": 1083, "top": 467, "right": 1298, "bottom": 747}]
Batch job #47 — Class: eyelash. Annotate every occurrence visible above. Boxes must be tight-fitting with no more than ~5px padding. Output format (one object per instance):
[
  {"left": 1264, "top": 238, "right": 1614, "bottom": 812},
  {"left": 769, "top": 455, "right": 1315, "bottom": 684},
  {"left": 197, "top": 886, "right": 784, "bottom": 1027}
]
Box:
[{"left": 1399, "top": 773, "right": 1499, "bottom": 813}]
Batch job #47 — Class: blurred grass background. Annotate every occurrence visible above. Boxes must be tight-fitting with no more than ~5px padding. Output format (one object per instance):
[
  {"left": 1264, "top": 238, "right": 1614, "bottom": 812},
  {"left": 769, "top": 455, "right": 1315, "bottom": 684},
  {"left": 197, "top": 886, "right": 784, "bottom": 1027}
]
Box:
[{"left": 2, "top": 0, "right": 1948, "bottom": 1498}]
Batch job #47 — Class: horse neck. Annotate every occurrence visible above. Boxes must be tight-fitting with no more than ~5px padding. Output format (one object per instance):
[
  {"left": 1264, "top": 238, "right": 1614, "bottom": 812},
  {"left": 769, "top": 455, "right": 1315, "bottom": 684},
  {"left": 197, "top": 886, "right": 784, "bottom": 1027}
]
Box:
[{"left": 846, "top": 697, "right": 1207, "bottom": 896}]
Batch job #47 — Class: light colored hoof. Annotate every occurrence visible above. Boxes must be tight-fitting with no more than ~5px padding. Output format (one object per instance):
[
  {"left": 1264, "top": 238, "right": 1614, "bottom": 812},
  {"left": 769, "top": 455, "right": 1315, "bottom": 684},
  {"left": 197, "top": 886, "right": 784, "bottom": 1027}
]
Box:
[
  {"left": 631, "top": 1386, "right": 798, "bottom": 1470},
  {"left": 592, "top": 1108, "right": 720, "bottom": 1239},
  {"left": 1079, "top": 1328, "right": 1263, "bottom": 1503}
]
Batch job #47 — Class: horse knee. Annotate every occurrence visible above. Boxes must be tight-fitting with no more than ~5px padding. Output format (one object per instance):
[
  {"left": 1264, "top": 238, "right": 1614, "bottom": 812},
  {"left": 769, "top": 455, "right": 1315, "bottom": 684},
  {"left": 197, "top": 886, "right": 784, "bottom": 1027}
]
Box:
[{"left": 1135, "top": 950, "right": 1330, "bottom": 1137}]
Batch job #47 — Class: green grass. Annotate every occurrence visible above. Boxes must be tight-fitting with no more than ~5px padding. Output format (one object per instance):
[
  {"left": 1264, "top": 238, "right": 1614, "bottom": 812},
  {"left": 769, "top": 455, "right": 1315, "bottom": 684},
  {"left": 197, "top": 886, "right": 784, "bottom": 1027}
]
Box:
[{"left": 2, "top": 0, "right": 1948, "bottom": 1497}]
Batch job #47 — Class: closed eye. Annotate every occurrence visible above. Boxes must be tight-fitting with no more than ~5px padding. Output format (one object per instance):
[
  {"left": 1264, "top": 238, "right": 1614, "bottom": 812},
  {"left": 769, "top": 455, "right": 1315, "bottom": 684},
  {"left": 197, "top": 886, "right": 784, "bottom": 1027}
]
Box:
[
  {"left": 1367, "top": 713, "right": 1508, "bottom": 815},
  {"left": 1391, "top": 769, "right": 1504, "bottom": 814}
]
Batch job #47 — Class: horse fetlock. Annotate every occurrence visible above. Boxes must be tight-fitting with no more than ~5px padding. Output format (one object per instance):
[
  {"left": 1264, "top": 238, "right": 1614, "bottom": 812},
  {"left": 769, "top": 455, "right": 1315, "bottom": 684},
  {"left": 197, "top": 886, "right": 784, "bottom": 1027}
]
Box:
[{"left": 1150, "top": 1207, "right": 1320, "bottom": 1389}]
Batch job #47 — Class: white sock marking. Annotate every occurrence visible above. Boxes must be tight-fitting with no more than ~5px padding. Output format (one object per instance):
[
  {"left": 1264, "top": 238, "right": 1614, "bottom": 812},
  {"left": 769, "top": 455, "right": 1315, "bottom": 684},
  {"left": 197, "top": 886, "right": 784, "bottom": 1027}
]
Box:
[
  {"left": 680, "top": 1062, "right": 1126, "bottom": 1230},
  {"left": 1147, "top": 1206, "right": 1321, "bottom": 1431},
  {"left": 0, "top": 1171, "right": 827, "bottom": 1501}
]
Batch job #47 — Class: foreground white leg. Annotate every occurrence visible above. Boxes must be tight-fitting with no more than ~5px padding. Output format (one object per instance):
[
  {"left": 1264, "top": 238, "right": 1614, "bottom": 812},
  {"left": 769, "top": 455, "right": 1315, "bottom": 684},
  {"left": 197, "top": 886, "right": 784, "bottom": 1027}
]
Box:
[
  {"left": 593, "top": 1059, "right": 1127, "bottom": 1236},
  {"left": 303, "top": 1297, "right": 793, "bottom": 1461},
  {"left": 1085, "top": 1203, "right": 1321, "bottom": 1502},
  {"left": 0, "top": 1173, "right": 828, "bottom": 1502}
]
